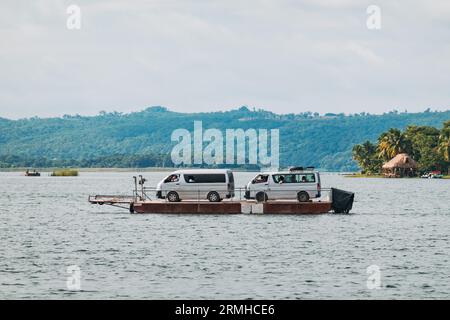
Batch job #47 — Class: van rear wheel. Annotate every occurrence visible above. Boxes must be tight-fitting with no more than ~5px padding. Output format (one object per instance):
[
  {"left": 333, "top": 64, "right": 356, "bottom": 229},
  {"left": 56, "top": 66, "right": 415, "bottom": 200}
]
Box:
[
  {"left": 255, "top": 192, "right": 268, "bottom": 203},
  {"left": 297, "top": 191, "right": 309, "bottom": 202},
  {"left": 167, "top": 191, "right": 180, "bottom": 202},
  {"left": 207, "top": 191, "right": 221, "bottom": 202}
]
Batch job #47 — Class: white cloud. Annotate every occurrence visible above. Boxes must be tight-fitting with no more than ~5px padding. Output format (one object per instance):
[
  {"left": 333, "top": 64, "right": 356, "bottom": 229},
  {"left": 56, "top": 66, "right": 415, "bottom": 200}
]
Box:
[{"left": 0, "top": 0, "right": 449, "bottom": 118}]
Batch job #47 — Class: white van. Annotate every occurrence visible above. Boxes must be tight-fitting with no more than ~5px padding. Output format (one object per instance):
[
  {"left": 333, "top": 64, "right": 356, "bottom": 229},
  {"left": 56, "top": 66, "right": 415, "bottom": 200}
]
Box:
[
  {"left": 156, "top": 169, "right": 235, "bottom": 202},
  {"left": 244, "top": 169, "right": 321, "bottom": 202}
]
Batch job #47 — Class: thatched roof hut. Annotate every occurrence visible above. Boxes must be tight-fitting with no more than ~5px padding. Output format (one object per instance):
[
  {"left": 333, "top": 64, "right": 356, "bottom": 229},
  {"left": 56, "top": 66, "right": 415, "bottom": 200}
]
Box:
[
  {"left": 382, "top": 153, "right": 417, "bottom": 169},
  {"left": 382, "top": 153, "right": 417, "bottom": 177}
]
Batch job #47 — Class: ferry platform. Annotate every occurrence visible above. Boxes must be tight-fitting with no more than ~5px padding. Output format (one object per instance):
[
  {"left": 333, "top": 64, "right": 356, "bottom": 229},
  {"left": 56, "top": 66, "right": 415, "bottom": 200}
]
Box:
[{"left": 88, "top": 176, "right": 354, "bottom": 214}]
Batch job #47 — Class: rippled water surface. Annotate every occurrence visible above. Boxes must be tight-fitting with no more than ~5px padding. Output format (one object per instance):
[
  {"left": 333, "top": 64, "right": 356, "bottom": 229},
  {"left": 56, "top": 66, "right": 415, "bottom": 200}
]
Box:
[{"left": 1, "top": 171, "right": 449, "bottom": 299}]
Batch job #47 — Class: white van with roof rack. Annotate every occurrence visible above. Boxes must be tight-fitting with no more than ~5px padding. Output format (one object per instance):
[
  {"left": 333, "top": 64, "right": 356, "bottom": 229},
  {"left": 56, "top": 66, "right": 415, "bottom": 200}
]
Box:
[
  {"left": 156, "top": 169, "right": 235, "bottom": 202},
  {"left": 244, "top": 167, "right": 321, "bottom": 202}
]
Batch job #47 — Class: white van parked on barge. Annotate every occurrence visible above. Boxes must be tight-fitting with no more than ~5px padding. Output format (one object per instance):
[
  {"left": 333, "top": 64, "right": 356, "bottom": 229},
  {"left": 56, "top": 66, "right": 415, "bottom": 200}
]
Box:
[
  {"left": 244, "top": 168, "right": 321, "bottom": 202},
  {"left": 156, "top": 169, "right": 235, "bottom": 202}
]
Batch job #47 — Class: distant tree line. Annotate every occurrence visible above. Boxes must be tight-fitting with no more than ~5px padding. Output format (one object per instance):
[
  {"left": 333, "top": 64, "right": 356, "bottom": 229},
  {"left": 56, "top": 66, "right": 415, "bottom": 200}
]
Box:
[
  {"left": 1, "top": 106, "right": 450, "bottom": 171},
  {"left": 352, "top": 121, "right": 450, "bottom": 174},
  {"left": 0, "top": 153, "right": 262, "bottom": 170},
  {"left": 0, "top": 154, "right": 171, "bottom": 168}
]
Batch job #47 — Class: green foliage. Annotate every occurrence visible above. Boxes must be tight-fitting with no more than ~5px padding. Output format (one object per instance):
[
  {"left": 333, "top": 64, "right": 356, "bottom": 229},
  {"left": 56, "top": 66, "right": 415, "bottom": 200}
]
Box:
[
  {"left": 377, "top": 128, "right": 412, "bottom": 161},
  {"left": 353, "top": 121, "right": 450, "bottom": 174},
  {"left": 438, "top": 121, "right": 450, "bottom": 162},
  {"left": 0, "top": 107, "right": 449, "bottom": 171},
  {"left": 352, "top": 141, "right": 382, "bottom": 174},
  {"left": 51, "top": 169, "right": 79, "bottom": 176}
]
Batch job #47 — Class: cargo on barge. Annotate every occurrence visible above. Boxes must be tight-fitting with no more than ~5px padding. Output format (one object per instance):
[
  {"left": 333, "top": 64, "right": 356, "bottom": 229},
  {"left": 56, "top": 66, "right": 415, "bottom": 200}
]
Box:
[{"left": 88, "top": 175, "right": 354, "bottom": 214}]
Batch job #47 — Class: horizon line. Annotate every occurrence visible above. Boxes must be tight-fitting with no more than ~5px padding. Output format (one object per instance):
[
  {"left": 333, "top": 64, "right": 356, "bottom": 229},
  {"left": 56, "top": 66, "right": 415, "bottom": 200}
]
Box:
[{"left": 1, "top": 105, "right": 449, "bottom": 121}]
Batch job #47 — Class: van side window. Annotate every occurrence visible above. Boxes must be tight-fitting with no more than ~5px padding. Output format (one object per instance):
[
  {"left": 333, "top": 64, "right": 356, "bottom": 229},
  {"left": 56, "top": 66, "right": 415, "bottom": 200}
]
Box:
[
  {"left": 273, "top": 175, "right": 286, "bottom": 183},
  {"left": 284, "top": 174, "right": 295, "bottom": 183},
  {"left": 273, "top": 174, "right": 316, "bottom": 183},
  {"left": 295, "top": 174, "right": 315, "bottom": 183},
  {"left": 183, "top": 174, "right": 226, "bottom": 183}
]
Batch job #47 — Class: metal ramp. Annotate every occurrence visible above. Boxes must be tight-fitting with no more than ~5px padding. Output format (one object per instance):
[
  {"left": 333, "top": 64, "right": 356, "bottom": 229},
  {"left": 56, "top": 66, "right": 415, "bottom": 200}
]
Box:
[{"left": 88, "top": 195, "right": 136, "bottom": 210}]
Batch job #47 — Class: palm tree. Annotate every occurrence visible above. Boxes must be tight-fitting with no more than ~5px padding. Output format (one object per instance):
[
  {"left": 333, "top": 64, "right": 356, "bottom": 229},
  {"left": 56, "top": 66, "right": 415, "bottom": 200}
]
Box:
[
  {"left": 352, "top": 140, "right": 379, "bottom": 173},
  {"left": 377, "top": 128, "right": 411, "bottom": 161},
  {"left": 438, "top": 128, "right": 450, "bottom": 161},
  {"left": 352, "top": 144, "right": 365, "bottom": 167}
]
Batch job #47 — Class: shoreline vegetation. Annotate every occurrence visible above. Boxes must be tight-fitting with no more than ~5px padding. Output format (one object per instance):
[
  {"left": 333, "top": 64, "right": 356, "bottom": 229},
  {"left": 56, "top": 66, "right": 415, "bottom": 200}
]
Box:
[
  {"left": 352, "top": 121, "right": 450, "bottom": 177},
  {"left": 2, "top": 168, "right": 449, "bottom": 178},
  {"left": 0, "top": 167, "right": 261, "bottom": 173},
  {"left": 1, "top": 107, "right": 450, "bottom": 172},
  {"left": 51, "top": 169, "right": 79, "bottom": 176},
  {"left": 0, "top": 167, "right": 174, "bottom": 173},
  {"left": 342, "top": 173, "right": 450, "bottom": 179},
  {"left": 343, "top": 173, "right": 384, "bottom": 178}
]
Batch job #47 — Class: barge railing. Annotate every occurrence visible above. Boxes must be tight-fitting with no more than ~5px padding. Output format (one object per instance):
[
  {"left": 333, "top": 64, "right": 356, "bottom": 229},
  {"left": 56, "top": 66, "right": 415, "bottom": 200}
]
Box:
[{"left": 139, "top": 186, "right": 333, "bottom": 202}]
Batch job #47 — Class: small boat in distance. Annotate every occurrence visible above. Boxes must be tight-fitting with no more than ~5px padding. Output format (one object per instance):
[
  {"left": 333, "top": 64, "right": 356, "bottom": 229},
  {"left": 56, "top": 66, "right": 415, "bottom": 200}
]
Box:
[
  {"left": 421, "top": 171, "right": 444, "bottom": 179},
  {"left": 25, "top": 169, "right": 40, "bottom": 177}
]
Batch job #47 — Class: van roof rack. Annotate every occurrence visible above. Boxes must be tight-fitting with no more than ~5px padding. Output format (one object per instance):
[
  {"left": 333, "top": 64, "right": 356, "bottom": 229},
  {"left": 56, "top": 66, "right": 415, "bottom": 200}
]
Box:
[{"left": 289, "top": 166, "right": 315, "bottom": 172}]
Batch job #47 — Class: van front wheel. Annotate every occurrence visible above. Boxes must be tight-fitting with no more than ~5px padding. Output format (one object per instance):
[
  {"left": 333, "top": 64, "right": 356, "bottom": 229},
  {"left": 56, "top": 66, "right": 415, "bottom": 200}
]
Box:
[
  {"left": 207, "top": 191, "right": 221, "bottom": 202},
  {"left": 297, "top": 191, "right": 310, "bottom": 202},
  {"left": 167, "top": 191, "right": 180, "bottom": 202},
  {"left": 256, "top": 192, "right": 268, "bottom": 203}
]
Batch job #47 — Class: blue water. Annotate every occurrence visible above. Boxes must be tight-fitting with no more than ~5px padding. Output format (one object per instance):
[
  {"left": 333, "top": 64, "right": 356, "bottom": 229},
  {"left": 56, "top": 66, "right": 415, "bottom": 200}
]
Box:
[{"left": 0, "top": 171, "right": 449, "bottom": 299}]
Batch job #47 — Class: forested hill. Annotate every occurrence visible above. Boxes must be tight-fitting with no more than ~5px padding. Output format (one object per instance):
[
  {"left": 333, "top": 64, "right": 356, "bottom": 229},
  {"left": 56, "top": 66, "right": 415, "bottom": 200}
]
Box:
[{"left": 0, "top": 106, "right": 449, "bottom": 171}]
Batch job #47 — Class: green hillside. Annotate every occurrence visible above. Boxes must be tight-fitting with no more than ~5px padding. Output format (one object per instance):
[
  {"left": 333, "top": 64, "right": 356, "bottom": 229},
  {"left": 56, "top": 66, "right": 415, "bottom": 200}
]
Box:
[{"left": 0, "top": 107, "right": 449, "bottom": 171}]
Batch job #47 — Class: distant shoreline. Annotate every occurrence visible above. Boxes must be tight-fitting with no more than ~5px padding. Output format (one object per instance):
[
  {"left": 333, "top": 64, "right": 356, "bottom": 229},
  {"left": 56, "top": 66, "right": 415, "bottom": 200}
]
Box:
[
  {"left": 1, "top": 168, "right": 355, "bottom": 174},
  {"left": 343, "top": 173, "right": 384, "bottom": 178},
  {"left": 343, "top": 173, "right": 450, "bottom": 179},
  {"left": 2, "top": 168, "right": 448, "bottom": 178},
  {"left": 0, "top": 167, "right": 172, "bottom": 173},
  {"left": 0, "top": 167, "right": 262, "bottom": 173}
]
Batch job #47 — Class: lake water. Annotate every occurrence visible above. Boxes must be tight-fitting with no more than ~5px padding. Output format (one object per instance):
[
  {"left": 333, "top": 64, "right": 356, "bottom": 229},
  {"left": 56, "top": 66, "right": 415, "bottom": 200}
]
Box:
[{"left": 0, "top": 171, "right": 449, "bottom": 299}]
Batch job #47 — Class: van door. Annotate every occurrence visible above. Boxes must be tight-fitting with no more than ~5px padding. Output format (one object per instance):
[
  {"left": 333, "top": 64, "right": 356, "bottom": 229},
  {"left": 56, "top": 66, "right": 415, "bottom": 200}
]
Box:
[
  {"left": 162, "top": 174, "right": 181, "bottom": 198},
  {"left": 295, "top": 173, "right": 318, "bottom": 199},
  {"left": 182, "top": 173, "right": 227, "bottom": 200},
  {"left": 285, "top": 174, "right": 301, "bottom": 199},
  {"left": 271, "top": 174, "right": 299, "bottom": 199},
  {"left": 182, "top": 174, "right": 199, "bottom": 199}
]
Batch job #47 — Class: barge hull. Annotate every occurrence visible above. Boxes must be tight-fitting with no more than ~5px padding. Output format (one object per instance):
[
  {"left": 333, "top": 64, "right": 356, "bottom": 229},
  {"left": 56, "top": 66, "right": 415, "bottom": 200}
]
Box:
[
  {"left": 261, "top": 201, "right": 332, "bottom": 214},
  {"left": 132, "top": 201, "right": 332, "bottom": 214},
  {"left": 133, "top": 202, "right": 242, "bottom": 214}
]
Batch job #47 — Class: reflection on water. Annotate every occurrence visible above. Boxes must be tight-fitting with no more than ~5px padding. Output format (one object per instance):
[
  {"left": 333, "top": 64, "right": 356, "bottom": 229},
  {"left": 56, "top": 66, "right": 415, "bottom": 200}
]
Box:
[{"left": 0, "top": 171, "right": 449, "bottom": 299}]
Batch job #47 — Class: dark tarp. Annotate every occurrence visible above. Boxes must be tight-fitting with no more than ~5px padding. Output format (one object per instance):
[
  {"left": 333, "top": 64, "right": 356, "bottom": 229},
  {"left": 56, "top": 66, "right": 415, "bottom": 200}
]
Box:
[{"left": 331, "top": 188, "right": 355, "bottom": 213}]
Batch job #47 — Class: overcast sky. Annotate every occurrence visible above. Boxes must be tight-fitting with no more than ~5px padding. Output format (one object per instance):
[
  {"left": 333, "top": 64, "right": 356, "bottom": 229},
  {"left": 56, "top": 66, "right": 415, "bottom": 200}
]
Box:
[{"left": 0, "top": 0, "right": 449, "bottom": 119}]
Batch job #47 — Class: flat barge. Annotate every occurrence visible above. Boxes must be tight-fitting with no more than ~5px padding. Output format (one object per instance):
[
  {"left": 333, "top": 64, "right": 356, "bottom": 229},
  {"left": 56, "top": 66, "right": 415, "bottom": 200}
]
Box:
[
  {"left": 88, "top": 175, "right": 354, "bottom": 215},
  {"left": 89, "top": 192, "right": 351, "bottom": 215}
]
